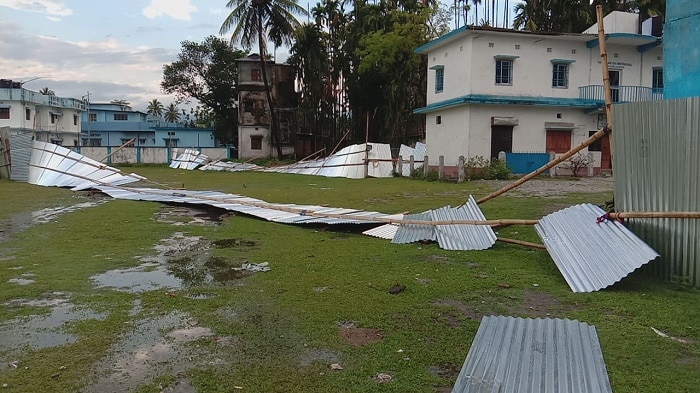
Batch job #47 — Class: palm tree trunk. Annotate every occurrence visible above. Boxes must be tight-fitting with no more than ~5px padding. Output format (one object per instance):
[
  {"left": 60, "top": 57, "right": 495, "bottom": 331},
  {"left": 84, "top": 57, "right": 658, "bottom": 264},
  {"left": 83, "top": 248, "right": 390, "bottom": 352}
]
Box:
[{"left": 257, "top": 15, "right": 283, "bottom": 158}]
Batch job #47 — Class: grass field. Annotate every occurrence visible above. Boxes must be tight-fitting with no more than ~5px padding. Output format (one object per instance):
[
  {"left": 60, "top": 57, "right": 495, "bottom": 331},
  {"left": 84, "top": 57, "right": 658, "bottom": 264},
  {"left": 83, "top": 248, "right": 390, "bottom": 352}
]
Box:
[{"left": 0, "top": 168, "right": 698, "bottom": 392}]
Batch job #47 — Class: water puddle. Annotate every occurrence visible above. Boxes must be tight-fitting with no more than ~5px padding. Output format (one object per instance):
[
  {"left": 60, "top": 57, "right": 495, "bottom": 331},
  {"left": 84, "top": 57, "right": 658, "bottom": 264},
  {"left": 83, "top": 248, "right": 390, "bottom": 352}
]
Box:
[
  {"left": 0, "top": 295, "right": 107, "bottom": 368},
  {"left": 92, "top": 233, "right": 252, "bottom": 293},
  {"left": 154, "top": 205, "right": 233, "bottom": 226},
  {"left": 0, "top": 200, "right": 106, "bottom": 243},
  {"left": 83, "top": 311, "right": 225, "bottom": 393}
]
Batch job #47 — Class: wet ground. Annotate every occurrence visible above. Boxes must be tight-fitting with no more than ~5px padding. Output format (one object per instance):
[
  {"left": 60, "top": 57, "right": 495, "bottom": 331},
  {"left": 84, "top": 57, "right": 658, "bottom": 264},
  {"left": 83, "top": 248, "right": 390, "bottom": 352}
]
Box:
[
  {"left": 0, "top": 204, "right": 262, "bottom": 389},
  {"left": 0, "top": 199, "right": 107, "bottom": 243}
]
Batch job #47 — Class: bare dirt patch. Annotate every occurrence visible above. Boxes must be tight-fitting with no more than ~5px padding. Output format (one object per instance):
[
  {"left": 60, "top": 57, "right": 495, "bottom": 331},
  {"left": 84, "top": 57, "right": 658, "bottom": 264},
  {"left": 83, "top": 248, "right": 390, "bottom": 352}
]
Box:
[
  {"left": 432, "top": 290, "right": 579, "bottom": 325},
  {"left": 338, "top": 321, "right": 383, "bottom": 346},
  {"left": 488, "top": 176, "right": 613, "bottom": 198}
]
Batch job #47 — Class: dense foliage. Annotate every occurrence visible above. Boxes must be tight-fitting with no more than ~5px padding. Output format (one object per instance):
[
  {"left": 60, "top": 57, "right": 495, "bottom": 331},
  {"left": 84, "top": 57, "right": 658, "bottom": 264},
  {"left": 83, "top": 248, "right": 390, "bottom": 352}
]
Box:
[
  {"left": 513, "top": 0, "right": 666, "bottom": 33},
  {"left": 161, "top": 36, "right": 247, "bottom": 145}
]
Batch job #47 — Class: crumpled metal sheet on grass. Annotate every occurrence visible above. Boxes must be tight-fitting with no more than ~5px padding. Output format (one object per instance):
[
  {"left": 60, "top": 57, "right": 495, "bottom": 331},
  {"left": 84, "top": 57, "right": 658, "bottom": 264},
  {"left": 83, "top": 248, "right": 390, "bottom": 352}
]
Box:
[
  {"left": 169, "top": 149, "right": 208, "bottom": 170},
  {"left": 199, "top": 160, "right": 261, "bottom": 172},
  {"left": 94, "top": 186, "right": 394, "bottom": 225},
  {"left": 535, "top": 203, "right": 659, "bottom": 293},
  {"left": 452, "top": 315, "right": 612, "bottom": 393},
  {"left": 265, "top": 143, "right": 393, "bottom": 179},
  {"left": 27, "top": 141, "right": 145, "bottom": 190},
  {"left": 392, "top": 196, "right": 496, "bottom": 251}
]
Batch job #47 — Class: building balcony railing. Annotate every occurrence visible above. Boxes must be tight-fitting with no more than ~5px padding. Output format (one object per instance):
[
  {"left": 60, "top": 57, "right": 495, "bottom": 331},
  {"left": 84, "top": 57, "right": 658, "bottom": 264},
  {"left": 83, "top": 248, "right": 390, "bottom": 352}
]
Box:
[
  {"left": 579, "top": 85, "right": 664, "bottom": 103},
  {"left": 0, "top": 88, "right": 86, "bottom": 110}
]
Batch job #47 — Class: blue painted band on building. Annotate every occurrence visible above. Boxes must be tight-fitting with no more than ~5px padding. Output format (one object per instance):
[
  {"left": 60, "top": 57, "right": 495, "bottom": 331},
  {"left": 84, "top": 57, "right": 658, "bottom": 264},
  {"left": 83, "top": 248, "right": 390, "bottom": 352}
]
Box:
[{"left": 413, "top": 94, "right": 601, "bottom": 114}]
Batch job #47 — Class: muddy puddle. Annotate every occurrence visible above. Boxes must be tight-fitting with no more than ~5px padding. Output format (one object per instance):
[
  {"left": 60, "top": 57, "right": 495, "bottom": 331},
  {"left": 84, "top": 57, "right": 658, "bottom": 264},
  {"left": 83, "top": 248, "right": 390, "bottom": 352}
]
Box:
[
  {"left": 154, "top": 205, "right": 233, "bottom": 226},
  {"left": 0, "top": 200, "right": 107, "bottom": 243},
  {"left": 0, "top": 294, "right": 107, "bottom": 368},
  {"left": 83, "top": 311, "right": 230, "bottom": 393},
  {"left": 92, "top": 233, "right": 254, "bottom": 293}
]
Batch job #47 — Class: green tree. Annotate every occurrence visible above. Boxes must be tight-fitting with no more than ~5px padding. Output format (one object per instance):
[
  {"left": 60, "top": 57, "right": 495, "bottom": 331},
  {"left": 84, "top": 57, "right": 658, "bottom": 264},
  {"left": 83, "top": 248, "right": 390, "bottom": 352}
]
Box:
[
  {"left": 161, "top": 36, "right": 247, "bottom": 145},
  {"left": 220, "top": 0, "right": 308, "bottom": 157},
  {"left": 146, "top": 99, "right": 164, "bottom": 118},
  {"left": 164, "top": 103, "right": 180, "bottom": 124},
  {"left": 39, "top": 87, "right": 55, "bottom": 95}
]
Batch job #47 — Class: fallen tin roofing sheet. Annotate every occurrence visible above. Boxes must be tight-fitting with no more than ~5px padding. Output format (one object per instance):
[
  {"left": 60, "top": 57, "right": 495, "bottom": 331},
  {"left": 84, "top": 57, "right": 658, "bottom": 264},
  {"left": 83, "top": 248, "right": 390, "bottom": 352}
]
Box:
[
  {"left": 535, "top": 203, "right": 660, "bottom": 293},
  {"left": 27, "top": 141, "right": 145, "bottom": 190},
  {"left": 169, "top": 149, "right": 208, "bottom": 170},
  {"left": 199, "top": 160, "right": 261, "bottom": 172},
  {"left": 362, "top": 214, "right": 404, "bottom": 240},
  {"left": 392, "top": 196, "right": 496, "bottom": 251},
  {"left": 94, "top": 186, "right": 394, "bottom": 226},
  {"left": 266, "top": 143, "right": 394, "bottom": 179},
  {"left": 452, "top": 315, "right": 612, "bottom": 393},
  {"left": 397, "top": 141, "right": 426, "bottom": 177}
]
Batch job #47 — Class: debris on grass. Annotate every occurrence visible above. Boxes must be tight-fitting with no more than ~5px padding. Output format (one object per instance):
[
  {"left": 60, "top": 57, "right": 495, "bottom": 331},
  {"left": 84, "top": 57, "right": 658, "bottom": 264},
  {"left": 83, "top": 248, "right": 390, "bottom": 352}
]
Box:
[
  {"left": 372, "top": 373, "right": 393, "bottom": 383},
  {"left": 330, "top": 363, "right": 343, "bottom": 370},
  {"left": 388, "top": 284, "right": 405, "bottom": 294}
]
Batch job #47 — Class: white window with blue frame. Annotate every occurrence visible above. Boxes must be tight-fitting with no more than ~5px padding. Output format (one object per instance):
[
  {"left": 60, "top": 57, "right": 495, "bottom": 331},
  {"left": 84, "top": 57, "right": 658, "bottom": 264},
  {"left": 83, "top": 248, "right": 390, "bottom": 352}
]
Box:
[
  {"left": 494, "top": 55, "right": 518, "bottom": 86},
  {"left": 431, "top": 65, "right": 445, "bottom": 93},
  {"left": 550, "top": 59, "right": 575, "bottom": 89}
]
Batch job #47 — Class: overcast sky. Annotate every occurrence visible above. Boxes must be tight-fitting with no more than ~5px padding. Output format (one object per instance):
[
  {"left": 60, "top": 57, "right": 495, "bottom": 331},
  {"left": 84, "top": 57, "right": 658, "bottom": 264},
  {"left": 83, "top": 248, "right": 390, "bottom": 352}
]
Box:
[
  {"left": 0, "top": 0, "right": 516, "bottom": 112},
  {"left": 0, "top": 0, "right": 308, "bottom": 111}
]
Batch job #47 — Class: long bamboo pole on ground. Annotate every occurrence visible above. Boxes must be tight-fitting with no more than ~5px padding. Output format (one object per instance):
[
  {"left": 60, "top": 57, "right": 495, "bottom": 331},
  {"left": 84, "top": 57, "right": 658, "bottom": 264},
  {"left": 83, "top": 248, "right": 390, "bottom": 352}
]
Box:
[
  {"left": 496, "top": 237, "right": 547, "bottom": 250},
  {"left": 477, "top": 7, "right": 615, "bottom": 205}
]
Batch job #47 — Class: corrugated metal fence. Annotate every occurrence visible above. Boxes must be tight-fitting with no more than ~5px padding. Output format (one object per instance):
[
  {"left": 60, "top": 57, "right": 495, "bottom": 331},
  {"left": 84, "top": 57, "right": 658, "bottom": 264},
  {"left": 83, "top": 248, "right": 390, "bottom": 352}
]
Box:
[{"left": 614, "top": 97, "right": 700, "bottom": 286}]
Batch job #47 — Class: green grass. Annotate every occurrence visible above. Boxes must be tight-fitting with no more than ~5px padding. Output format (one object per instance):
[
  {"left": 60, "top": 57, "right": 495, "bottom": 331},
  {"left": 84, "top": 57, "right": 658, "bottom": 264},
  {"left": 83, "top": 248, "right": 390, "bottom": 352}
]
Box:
[{"left": 0, "top": 172, "right": 698, "bottom": 392}]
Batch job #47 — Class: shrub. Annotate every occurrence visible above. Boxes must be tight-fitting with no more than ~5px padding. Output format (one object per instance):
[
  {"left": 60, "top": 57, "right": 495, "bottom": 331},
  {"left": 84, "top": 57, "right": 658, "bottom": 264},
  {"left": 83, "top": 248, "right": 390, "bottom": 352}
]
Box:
[{"left": 464, "top": 155, "right": 512, "bottom": 180}]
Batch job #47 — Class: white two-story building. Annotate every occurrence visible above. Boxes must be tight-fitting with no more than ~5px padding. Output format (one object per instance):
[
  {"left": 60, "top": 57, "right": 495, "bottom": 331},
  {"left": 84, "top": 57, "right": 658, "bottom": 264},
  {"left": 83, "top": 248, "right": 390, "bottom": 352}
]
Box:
[
  {"left": 414, "top": 12, "right": 663, "bottom": 174},
  {"left": 0, "top": 79, "right": 85, "bottom": 146}
]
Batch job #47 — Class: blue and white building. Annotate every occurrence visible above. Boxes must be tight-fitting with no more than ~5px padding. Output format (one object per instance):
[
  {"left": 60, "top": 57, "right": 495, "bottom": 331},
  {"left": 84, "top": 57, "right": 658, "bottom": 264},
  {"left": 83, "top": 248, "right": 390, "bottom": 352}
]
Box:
[
  {"left": 81, "top": 102, "right": 216, "bottom": 148},
  {"left": 0, "top": 79, "right": 85, "bottom": 146},
  {"left": 414, "top": 12, "right": 663, "bottom": 174}
]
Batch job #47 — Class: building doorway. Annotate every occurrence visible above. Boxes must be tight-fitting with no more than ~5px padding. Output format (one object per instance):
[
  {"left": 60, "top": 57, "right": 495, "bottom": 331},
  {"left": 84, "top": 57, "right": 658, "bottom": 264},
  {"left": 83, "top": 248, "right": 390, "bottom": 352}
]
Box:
[
  {"left": 609, "top": 69, "right": 621, "bottom": 102},
  {"left": 545, "top": 130, "right": 572, "bottom": 154},
  {"left": 490, "top": 125, "right": 513, "bottom": 159}
]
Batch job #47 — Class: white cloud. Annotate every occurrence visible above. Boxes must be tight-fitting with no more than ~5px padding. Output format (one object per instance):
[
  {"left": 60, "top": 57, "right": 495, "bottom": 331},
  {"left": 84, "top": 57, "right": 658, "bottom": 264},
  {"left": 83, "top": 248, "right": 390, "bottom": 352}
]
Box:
[
  {"left": 0, "top": 0, "right": 73, "bottom": 16},
  {"left": 142, "top": 0, "right": 197, "bottom": 21}
]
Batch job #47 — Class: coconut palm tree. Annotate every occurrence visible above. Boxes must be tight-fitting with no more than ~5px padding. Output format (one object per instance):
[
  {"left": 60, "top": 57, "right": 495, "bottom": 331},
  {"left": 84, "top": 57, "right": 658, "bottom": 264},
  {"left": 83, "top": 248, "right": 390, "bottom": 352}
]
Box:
[
  {"left": 39, "top": 87, "right": 55, "bottom": 95},
  {"left": 219, "top": 0, "right": 307, "bottom": 158},
  {"left": 164, "top": 103, "right": 180, "bottom": 124},
  {"left": 146, "top": 99, "right": 164, "bottom": 118}
]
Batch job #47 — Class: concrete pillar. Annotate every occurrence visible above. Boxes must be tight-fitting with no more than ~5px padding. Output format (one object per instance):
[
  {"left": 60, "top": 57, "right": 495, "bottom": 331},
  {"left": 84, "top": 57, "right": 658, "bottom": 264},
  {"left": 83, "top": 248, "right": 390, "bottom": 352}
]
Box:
[
  {"left": 397, "top": 155, "right": 403, "bottom": 176},
  {"left": 458, "top": 155, "right": 465, "bottom": 183},
  {"left": 438, "top": 156, "right": 444, "bottom": 179}
]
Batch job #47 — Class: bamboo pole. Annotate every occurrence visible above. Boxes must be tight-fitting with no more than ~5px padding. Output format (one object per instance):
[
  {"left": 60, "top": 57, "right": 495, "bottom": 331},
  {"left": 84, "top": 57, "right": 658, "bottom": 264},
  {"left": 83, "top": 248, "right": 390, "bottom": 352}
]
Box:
[
  {"left": 99, "top": 138, "right": 135, "bottom": 163},
  {"left": 596, "top": 5, "right": 614, "bottom": 165},
  {"left": 496, "top": 237, "right": 547, "bottom": 250},
  {"left": 476, "top": 127, "right": 609, "bottom": 204},
  {"left": 608, "top": 212, "right": 700, "bottom": 219}
]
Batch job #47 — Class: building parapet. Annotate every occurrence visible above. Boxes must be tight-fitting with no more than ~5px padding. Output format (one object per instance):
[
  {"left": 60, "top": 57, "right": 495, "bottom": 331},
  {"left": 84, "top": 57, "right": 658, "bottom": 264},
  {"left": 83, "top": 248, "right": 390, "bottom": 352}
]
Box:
[{"left": 0, "top": 88, "right": 86, "bottom": 110}]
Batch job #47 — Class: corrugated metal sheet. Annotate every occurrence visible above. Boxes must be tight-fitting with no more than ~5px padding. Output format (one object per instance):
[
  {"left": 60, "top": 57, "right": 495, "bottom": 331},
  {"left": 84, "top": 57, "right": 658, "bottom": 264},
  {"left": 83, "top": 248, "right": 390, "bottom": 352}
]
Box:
[
  {"left": 362, "top": 214, "right": 404, "bottom": 240},
  {"left": 266, "top": 143, "right": 393, "bottom": 179},
  {"left": 27, "top": 141, "right": 145, "bottom": 190},
  {"left": 169, "top": 149, "right": 208, "bottom": 170},
  {"left": 391, "top": 211, "right": 436, "bottom": 244},
  {"left": 199, "top": 160, "right": 261, "bottom": 172},
  {"left": 8, "top": 132, "right": 33, "bottom": 182},
  {"left": 392, "top": 195, "right": 496, "bottom": 251},
  {"left": 94, "top": 186, "right": 393, "bottom": 226},
  {"left": 535, "top": 203, "right": 659, "bottom": 293},
  {"left": 614, "top": 98, "right": 700, "bottom": 287},
  {"left": 397, "top": 141, "right": 426, "bottom": 177},
  {"left": 452, "top": 315, "right": 612, "bottom": 393}
]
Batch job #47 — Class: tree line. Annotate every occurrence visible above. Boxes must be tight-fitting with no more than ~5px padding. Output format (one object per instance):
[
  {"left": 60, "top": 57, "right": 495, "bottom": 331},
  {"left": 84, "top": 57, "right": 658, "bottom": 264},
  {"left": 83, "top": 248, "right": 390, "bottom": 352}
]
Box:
[{"left": 157, "top": 0, "right": 665, "bottom": 154}]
